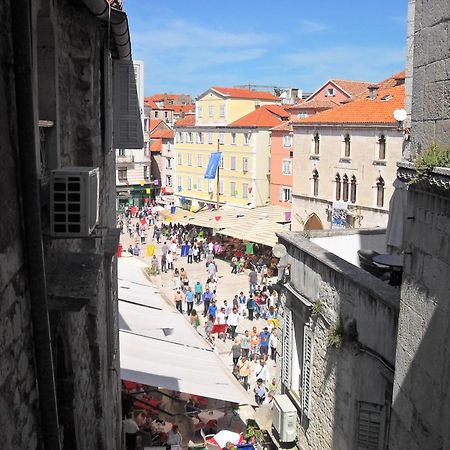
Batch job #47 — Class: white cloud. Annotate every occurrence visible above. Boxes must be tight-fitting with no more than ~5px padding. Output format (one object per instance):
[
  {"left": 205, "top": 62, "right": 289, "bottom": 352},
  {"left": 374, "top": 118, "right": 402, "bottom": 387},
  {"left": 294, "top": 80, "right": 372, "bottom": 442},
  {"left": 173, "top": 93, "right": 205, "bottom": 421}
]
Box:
[{"left": 297, "top": 20, "right": 328, "bottom": 33}]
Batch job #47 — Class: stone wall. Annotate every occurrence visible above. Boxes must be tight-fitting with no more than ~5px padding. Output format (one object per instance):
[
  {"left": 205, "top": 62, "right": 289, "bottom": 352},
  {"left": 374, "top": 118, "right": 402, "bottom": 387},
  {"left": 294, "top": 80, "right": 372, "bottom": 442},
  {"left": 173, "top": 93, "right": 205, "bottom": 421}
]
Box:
[
  {"left": 389, "top": 166, "right": 450, "bottom": 449},
  {"left": 410, "top": 0, "right": 450, "bottom": 155},
  {"left": 278, "top": 232, "right": 399, "bottom": 450}
]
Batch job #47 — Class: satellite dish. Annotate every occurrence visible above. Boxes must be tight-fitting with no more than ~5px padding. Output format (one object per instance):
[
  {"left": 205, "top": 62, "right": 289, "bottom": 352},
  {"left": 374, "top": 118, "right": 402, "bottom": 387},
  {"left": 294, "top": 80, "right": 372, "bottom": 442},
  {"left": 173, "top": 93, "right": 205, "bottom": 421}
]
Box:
[
  {"left": 394, "top": 109, "right": 407, "bottom": 122},
  {"left": 272, "top": 243, "right": 287, "bottom": 258}
]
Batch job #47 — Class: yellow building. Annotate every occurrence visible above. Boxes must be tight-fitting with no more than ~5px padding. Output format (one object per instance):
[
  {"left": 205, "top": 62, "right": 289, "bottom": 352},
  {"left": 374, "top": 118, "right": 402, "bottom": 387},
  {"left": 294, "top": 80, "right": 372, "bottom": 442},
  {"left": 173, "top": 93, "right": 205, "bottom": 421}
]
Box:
[{"left": 173, "top": 87, "right": 287, "bottom": 209}]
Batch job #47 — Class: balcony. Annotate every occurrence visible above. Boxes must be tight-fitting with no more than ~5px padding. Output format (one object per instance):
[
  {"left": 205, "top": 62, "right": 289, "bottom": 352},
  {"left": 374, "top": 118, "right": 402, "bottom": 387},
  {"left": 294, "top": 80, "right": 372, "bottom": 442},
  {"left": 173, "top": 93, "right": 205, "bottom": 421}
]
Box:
[{"left": 117, "top": 155, "right": 134, "bottom": 164}]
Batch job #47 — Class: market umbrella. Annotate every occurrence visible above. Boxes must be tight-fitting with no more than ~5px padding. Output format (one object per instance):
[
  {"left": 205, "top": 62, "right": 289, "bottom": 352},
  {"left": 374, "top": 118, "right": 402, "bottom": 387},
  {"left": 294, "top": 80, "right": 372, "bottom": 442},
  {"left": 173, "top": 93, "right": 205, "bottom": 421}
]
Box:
[
  {"left": 198, "top": 410, "right": 226, "bottom": 423},
  {"left": 207, "top": 430, "right": 244, "bottom": 448}
]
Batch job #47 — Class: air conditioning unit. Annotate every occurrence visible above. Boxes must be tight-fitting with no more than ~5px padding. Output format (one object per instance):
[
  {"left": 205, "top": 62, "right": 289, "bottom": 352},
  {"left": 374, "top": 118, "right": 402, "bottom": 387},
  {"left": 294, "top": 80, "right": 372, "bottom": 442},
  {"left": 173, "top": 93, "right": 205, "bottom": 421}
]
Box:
[
  {"left": 272, "top": 394, "right": 297, "bottom": 443},
  {"left": 50, "top": 167, "right": 99, "bottom": 237}
]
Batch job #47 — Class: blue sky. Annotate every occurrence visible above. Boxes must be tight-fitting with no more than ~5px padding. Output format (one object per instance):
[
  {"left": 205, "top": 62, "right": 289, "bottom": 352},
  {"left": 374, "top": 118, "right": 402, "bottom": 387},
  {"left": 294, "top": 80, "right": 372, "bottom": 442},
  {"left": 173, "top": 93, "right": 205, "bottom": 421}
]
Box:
[{"left": 125, "top": 0, "right": 407, "bottom": 98}]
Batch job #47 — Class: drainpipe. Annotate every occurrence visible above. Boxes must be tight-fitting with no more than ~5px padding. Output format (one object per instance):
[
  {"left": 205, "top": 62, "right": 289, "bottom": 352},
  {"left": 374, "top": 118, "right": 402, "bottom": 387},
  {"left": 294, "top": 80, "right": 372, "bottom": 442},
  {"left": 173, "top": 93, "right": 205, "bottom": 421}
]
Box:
[{"left": 10, "top": 1, "right": 61, "bottom": 449}]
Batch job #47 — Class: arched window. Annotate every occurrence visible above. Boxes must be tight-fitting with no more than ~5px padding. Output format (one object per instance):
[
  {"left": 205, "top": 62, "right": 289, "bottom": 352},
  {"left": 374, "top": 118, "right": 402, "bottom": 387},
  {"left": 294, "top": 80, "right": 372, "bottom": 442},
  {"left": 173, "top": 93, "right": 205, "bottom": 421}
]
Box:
[
  {"left": 342, "top": 174, "right": 349, "bottom": 202},
  {"left": 335, "top": 173, "right": 341, "bottom": 200},
  {"left": 312, "top": 170, "right": 319, "bottom": 197},
  {"left": 314, "top": 133, "right": 320, "bottom": 155},
  {"left": 350, "top": 176, "right": 357, "bottom": 203},
  {"left": 344, "top": 134, "right": 351, "bottom": 157},
  {"left": 376, "top": 176, "right": 385, "bottom": 207},
  {"left": 378, "top": 135, "right": 386, "bottom": 160}
]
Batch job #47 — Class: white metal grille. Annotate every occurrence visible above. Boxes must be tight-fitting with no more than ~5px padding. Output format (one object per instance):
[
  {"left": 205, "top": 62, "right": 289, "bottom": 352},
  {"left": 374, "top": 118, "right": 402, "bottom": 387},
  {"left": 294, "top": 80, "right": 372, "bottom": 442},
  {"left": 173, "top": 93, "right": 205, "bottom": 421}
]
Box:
[{"left": 302, "top": 326, "right": 313, "bottom": 418}]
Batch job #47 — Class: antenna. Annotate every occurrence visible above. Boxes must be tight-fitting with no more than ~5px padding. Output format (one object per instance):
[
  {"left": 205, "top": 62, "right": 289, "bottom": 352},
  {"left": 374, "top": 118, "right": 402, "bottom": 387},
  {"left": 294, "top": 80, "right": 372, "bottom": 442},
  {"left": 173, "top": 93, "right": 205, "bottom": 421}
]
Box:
[{"left": 393, "top": 109, "right": 407, "bottom": 122}]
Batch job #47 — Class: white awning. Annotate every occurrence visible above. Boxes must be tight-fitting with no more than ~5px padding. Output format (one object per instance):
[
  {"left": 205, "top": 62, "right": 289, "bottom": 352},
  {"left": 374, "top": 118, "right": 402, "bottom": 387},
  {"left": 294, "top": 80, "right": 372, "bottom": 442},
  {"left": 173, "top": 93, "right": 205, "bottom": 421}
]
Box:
[{"left": 118, "top": 258, "right": 250, "bottom": 405}]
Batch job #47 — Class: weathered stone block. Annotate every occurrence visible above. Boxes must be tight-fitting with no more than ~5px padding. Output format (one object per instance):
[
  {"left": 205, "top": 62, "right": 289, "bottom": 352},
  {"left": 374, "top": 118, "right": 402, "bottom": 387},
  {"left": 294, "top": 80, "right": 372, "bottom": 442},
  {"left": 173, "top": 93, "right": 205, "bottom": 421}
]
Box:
[
  {"left": 427, "top": 22, "right": 449, "bottom": 64},
  {"left": 424, "top": 81, "right": 444, "bottom": 119}
]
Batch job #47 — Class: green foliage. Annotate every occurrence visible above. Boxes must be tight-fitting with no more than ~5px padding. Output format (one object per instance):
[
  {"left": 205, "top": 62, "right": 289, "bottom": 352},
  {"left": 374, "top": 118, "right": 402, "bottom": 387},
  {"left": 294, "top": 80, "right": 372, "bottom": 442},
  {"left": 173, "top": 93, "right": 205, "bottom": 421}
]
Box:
[
  {"left": 311, "top": 299, "right": 323, "bottom": 317},
  {"left": 413, "top": 143, "right": 450, "bottom": 182},
  {"left": 245, "top": 425, "right": 263, "bottom": 442},
  {"left": 328, "top": 322, "right": 344, "bottom": 348}
]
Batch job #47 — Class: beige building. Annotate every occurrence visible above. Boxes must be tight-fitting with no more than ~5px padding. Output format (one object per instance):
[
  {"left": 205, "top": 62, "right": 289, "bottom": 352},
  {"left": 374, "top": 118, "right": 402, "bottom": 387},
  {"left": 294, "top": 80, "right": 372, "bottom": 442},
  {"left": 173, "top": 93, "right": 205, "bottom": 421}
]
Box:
[{"left": 291, "top": 76, "right": 405, "bottom": 231}]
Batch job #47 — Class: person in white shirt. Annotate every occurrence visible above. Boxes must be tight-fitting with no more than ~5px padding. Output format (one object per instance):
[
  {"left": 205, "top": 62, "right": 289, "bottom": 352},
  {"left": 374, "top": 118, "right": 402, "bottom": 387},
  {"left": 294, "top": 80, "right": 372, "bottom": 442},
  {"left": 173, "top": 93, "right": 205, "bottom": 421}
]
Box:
[
  {"left": 253, "top": 359, "right": 269, "bottom": 386},
  {"left": 227, "top": 307, "right": 240, "bottom": 340},
  {"left": 166, "top": 424, "right": 182, "bottom": 448},
  {"left": 269, "top": 329, "right": 278, "bottom": 362},
  {"left": 216, "top": 307, "right": 227, "bottom": 342}
]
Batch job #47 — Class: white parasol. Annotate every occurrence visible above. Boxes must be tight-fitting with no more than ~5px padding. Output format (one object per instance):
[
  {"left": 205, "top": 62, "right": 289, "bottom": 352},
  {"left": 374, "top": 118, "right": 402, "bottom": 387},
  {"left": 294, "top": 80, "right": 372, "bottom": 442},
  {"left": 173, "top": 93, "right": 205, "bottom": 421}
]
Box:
[{"left": 207, "top": 430, "right": 244, "bottom": 448}]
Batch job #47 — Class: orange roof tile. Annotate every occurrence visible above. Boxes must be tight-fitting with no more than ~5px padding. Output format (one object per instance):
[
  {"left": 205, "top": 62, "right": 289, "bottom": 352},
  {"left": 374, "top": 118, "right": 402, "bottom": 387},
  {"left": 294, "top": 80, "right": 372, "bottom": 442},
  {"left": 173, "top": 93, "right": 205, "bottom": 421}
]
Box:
[
  {"left": 378, "top": 70, "right": 406, "bottom": 89},
  {"left": 150, "top": 128, "right": 174, "bottom": 139},
  {"left": 228, "top": 105, "right": 286, "bottom": 128},
  {"left": 292, "top": 85, "right": 404, "bottom": 125},
  {"left": 264, "top": 104, "right": 290, "bottom": 119},
  {"left": 167, "top": 104, "right": 195, "bottom": 113},
  {"left": 330, "top": 79, "right": 376, "bottom": 97},
  {"left": 287, "top": 100, "right": 338, "bottom": 110},
  {"left": 211, "top": 87, "right": 279, "bottom": 101},
  {"left": 149, "top": 93, "right": 184, "bottom": 102},
  {"left": 149, "top": 119, "right": 163, "bottom": 131},
  {"left": 150, "top": 139, "right": 162, "bottom": 152},
  {"left": 270, "top": 122, "right": 293, "bottom": 132},
  {"left": 174, "top": 114, "right": 196, "bottom": 127},
  {"left": 144, "top": 98, "right": 159, "bottom": 109}
]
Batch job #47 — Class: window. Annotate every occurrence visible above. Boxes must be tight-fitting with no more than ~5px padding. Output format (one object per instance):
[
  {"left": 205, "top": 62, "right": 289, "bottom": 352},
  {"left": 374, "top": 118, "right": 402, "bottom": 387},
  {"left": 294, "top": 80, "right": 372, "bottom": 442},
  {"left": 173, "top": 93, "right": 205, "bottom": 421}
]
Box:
[
  {"left": 326, "top": 87, "right": 335, "bottom": 97},
  {"left": 378, "top": 135, "right": 386, "bottom": 160},
  {"left": 230, "top": 156, "right": 237, "bottom": 170},
  {"left": 208, "top": 180, "right": 214, "bottom": 193},
  {"left": 298, "top": 111, "right": 308, "bottom": 119},
  {"left": 231, "top": 133, "right": 236, "bottom": 145},
  {"left": 144, "top": 165, "right": 149, "bottom": 180},
  {"left": 197, "top": 154, "right": 203, "bottom": 167},
  {"left": 118, "top": 167, "right": 127, "bottom": 181},
  {"left": 166, "top": 157, "right": 172, "bottom": 169},
  {"left": 166, "top": 175, "right": 172, "bottom": 187},
  {"left": 302, "top": 326, "right": 314, "bottom": 418},
  {"left": 376, "top": 176, "right": 385, "bottom": 207},
  {"left": 314, "top": 132, "right": 320, "bottom": 155},
  {"left": 175, "top": 132, "right": 181, "bottom": 143},
  {"left": 356, "top": 401, "right": 383, "bottom": 449},
  {"left": 177, "top": 175, "right": 182, "bottom": 190},
  {"left": 350, "top": 176, "right": 357, "bottom": 203},
  {"left": 283, "top": 134, "right": 292, "bottom": 147},
  {"left": 208, "top": 132, "right": 213, "bottom": 144},
  {"left": 197, "top": 132, "right": 203, "bottom": 144},
  {"left": 344, "top": 134, "right": 351, "bottom": 157},
  {"left": 342, "top": 174, "right": 349, "bottom": 202},
  {"left": 230, "top": 181, "right": 236, "bottom": 196},
  {"left": 208, "top": 105, "right": 214, "bottom": 117},
  {"left": 164, "top": 111, "right": 168, "bottom": 118},
  {"left": 154, "top": 111, "right": 159, "bottom": 118},
  {"left": 187, "top": 153, "right": 192, "bottom": 166},
  {"left": 118, "top": 148, "right": 125, "bottom": 156},
  {"left": 197, "top": 106, "right": 202, "bottom": 118},
  {"left": 242, "top": 157, "right": 249, "bottom": 172},
  {"left": 335, "top": 173, "right": 341, "bottom": 200},
  {"left": 220, "top": 104, "right": 225, "bottom": 117},
  {"left": 219, "top": 155, "right": 224, "bottom": 169},
  {"left": 187, "top": 176, "right": 192, "bottom": 190},
  {"left": 177, "top": 153, "right": 182, "bottom": 165},
  {"left": 312, "top": 169, "right": 319, "bottom": 197},
  {"left": 242, "top": 183, "right": 248, "bottom": 198},
  {"left": 197, "top": 177, "right": 203, "bottom": 191},
  {"left": 219, "top": 132, "right": 224, "bottom": 144},
  {"left": 219, "top": 180, "right": 224, "bottom": 195},
  {"left": 279, "top": 187, "right": 291, "bottom": 202},
  {"left": 244, "top": 132, "right": 251, "bottom": 145},
  {"left": 282, "top": 159, "right": 292, "bottom": 175},
  {"left": 281, "top": 308, "right": 292, "bottom": 386},
  {"left": 187, "top": 132, "right": 193, "bottom": 143}
]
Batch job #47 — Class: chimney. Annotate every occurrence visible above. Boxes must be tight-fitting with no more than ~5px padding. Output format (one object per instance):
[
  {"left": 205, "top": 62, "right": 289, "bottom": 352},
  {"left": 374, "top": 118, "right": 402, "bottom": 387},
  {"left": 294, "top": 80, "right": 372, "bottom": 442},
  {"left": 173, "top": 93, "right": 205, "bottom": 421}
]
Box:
[{"left": 368, "top": 85, "right": 379, "bottom": 99}]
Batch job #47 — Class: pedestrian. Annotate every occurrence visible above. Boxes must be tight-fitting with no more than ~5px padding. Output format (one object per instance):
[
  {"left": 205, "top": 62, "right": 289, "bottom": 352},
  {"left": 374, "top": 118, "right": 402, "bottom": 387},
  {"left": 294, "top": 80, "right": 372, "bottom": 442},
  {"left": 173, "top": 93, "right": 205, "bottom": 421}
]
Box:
[
  {"left": 216, "top": 307, "right": 227, "bottom": 342},
  {"left": 190, "top": 309, "right": 201, "bottom": 331},
  {"left": 127, "top": 244, "right": 133, "bottom": 255},
  {"left": 253, "top": 359, "right": 269, "bottom": 385},
  {"left": 161, "top": 241, "right": 169, "bottom": 257},
  {"left": 193, "top": 244, "right": 200, "bottom": 263},
  {"left": 180, "top": 267, "right": 189, "bottom": 290},
  {"left": 187, "top": 244, "right": 193, "bottom": 264},
  {"left": 248, "top": 268, "right": 257, "bottom": 294},
  {"left": 166, "top": 424, "right": 182, "bottom": 448},
  {"left": 241, "top": 330, "right": 250, "bottom": 358},
  {"left": 249, "top": 326, "right": 260, "bottom": 360},
  {"left": 205, "top": 314, "right": 215, "bottom": 344},
  {"left": 185, "top": 286, "right": 194, "bottom": 315},
  {"left": 166, "top": 250, "right": 173, "bottom": 270},
  {"left": 227, "top": 307, "right": 239, "bottom": 340},
  {"left": 161, "top": 253, "right": 167, "bottom": 273},
  {"left": 269, "top": 329, "right": 278, "bottom": 361},
  {"left": 237, "top": 356, "right": 251, "bottom": 391},
  {"left": 232, "top": 294, "right": 239, "bottom": 311},
  {"left": 208, "top": 300, "right": 217, "bottom": 321},
  {"left": 229, "top": 338, "right": 241, "bottom": 367},
  {"left": 207, "top": 261, "right": 217, "bottom": 279},
  {"left": 230, "top": 256, "right": 237, "bottom": 274},
  {"left": 223, "top": 300, "right": 231, "bottom": 321},
  {"left": 254, "top": 379, "right": 267, "bottom": 406},
  {"left": 259, "top": 327, "right": 271, "bottom": 358},
  {"left": 150, "top": 255, "right": 159, "bottom": 275},
  {"left": 174, "top": 289, "right": 183, "bottom": 314},
  {"left": 246, "top": 295, "right": 256, "bottom": 321},
  {"left": 238, "top": 291, "right": 247, "bottom": 316},
  {"left": 194, "top": 281, "right": 203, "bottom": 305},
  {"left": 202, "top": 287, "right": 213, "bottom": 317}
]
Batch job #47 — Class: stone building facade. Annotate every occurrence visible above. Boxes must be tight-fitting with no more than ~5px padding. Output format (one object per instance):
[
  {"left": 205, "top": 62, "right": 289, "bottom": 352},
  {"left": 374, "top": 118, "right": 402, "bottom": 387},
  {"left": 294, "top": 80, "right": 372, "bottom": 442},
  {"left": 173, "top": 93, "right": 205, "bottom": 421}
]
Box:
[
  {"left": 388, "top": 1, "right": 450, "bottom": 448},
  {"left": 276, "top": 232, "right": 399, "bottom": 450},
  {"left": 0, "top": 0, "right": 139, "bottom": 448}
]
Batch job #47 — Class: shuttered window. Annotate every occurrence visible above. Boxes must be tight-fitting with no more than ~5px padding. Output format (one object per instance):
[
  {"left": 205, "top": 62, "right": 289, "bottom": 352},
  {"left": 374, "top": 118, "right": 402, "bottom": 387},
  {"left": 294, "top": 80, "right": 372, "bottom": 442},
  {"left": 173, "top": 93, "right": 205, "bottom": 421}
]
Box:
[
  {"left": 302, "top": 326, "right": 313, "bottom": 418},
  {"left": 281, "top": 307, "right": 292, "bottom": 387},
  {"left": 356, "top": 402, "right": 382, "bottom": 449},
  {"left": 112, "top": 60, "right": 144, "bottom": 149}
]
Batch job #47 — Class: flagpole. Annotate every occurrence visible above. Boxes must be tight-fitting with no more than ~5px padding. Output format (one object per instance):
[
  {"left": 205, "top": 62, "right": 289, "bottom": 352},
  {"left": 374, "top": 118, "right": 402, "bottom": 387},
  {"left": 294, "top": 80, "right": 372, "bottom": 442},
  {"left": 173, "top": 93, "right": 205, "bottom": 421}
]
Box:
[{"left": 216, "top": 139, "right": 220, "bottom": 210}]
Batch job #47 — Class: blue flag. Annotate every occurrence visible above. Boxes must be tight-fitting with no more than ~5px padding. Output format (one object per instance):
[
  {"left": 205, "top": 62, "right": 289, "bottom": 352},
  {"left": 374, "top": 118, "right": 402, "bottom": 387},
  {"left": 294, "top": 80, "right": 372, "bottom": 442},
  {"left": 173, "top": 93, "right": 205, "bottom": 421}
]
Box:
[{"left": 204, "top": 152, "right": 221, "bottom": 179}]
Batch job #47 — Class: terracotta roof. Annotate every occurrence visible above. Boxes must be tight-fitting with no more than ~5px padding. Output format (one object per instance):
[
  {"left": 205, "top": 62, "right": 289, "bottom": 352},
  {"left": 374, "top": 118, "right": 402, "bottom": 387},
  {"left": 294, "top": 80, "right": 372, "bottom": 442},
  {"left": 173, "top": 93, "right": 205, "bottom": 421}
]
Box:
[
  {"left": 270, "top": 122, "right": 293, "bottom": 132},
  {"left": 150, "top": 139, "right": 162, "bottom": 152},
  {"left": 378, "top": 70, "right": 406, "bottom": 89},
  {"left": 211, "top": 87, "right": 279, "bottom": 101},
  {"left": 330, "top": 79, "right": 376, "bottom": 97},
  {"left": 150, "top": 128, "right": 174, "bottom": 139},
  {"left": 149, "top": 93, "right": 184, "bottom": 102},
  {"left": 144, "top": 98, "right": 159, "bottom": 109},
  {"left": 174, "top": 114, "right": 196, "bottom": 127},
  {"left": 228, "top": 105, "right": 287, "bottom": 128},
  {"left": 264, "top": 104, "right": 290, "bottom": 119},
  {"left": 149, "top": 119, "right": 163, "bottom": 131},
  {"left": 287, "top": 99, "right": 338, "bottom": 110},
  {"left": 167, "top": 104, "right": 195, "bottom": 113},
  {"left": 292, "top": 84, "right": 404, "bottom": 125}
]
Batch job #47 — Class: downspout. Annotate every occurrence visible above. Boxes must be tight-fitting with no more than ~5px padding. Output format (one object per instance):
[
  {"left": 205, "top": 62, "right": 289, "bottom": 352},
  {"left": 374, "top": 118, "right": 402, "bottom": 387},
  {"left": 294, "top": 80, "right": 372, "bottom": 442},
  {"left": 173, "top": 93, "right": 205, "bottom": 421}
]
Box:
[{"left": 10, "top": 1, "right": 61, "bottom": 449}]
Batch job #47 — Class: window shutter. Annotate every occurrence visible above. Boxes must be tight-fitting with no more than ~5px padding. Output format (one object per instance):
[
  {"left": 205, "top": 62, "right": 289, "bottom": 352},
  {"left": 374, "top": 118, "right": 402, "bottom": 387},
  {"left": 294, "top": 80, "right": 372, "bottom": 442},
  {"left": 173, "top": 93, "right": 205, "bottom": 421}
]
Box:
[
  {"left": 356, "top": 402, "right": 383, "bottom": 449},
  {"left": 302, "top": 325, "right": 313, "bottom": 418},
  {"left": 112, "top": 60, "right": 144, "bottom": 149},
  {"left": 281, "top": 308, "right": 292, "bottom": 386},
  {"left": 279, "top": 187, "right": 284, "bottom": 202}
]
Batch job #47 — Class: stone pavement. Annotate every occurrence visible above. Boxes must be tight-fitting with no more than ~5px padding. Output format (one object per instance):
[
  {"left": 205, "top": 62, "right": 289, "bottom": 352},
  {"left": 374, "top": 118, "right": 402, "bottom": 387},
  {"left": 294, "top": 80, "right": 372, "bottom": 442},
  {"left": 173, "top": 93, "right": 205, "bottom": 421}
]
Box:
[{"left": 119, "top": 220, "right": 281, "bottom": 429}]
